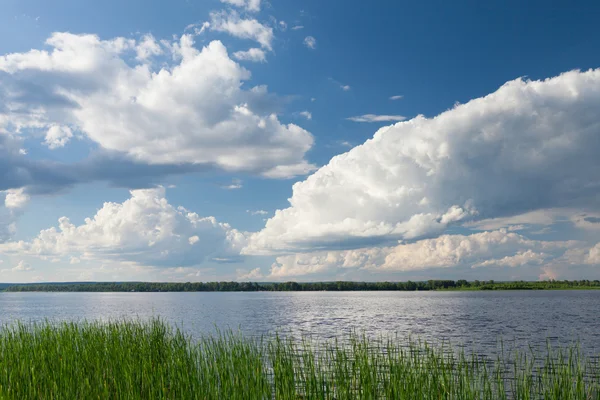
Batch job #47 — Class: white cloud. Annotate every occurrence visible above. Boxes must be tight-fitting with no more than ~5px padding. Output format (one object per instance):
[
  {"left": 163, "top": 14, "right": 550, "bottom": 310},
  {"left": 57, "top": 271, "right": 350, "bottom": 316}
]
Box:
[
  {"left": 389, "top": 95, "right": 403, "bottom": 100},
  {"left": 268, "top": 230, "right": 576, "bottom": 278},
  {"left": 233, "top": 47, "right": 266, "bottom": 62},
  {"left": 7, "top": 260, "right": 33, "bottom": 272},
  {"left": 303, "top": 36, "right": 316, "bottom": 49},
  {"left": 3, "top": 188, "right": 30, "bottom": 209},
  {"left": 135, "top": 34, "right": 162, "bottom": 61},
  {"left": 347, "top": 114, "right": 406, "bottom": 123},
  {"left": 279, "top": 21, "right": 287, "bottom": 31},
  {"left": 0, "top": 187, "right": 247, "bottom": 267},
  {"left": 221, "top": 179, "right": 243, "bottom": 190},
  {"left": 236, "top": 267, "right": 264, "bottom": 280},
  {"left": 587, "top": 243, "right": 600, "bottom": 264},
  {"left": 472, "top": 250, "right": 546, "bottom": 268},
  {"left": 299, "top": 111, "right": 312, "bottom": 120},
  {"left": 247, "top": 209, "right": 268, "bottom": 215},
  {"left": 44, "top": 125, "right": 73, "bottom": 149},
  {"left": 291, "top": 26, "right": 304, "bottom": 30},
  {"left": 220, "top": 0, "right": 261, "bottom": 12},
  {"left": 0, "top": 33, "right": 315, "bottom": 178},
  {"left": 245, "top": 69, "right": 600, "bottom": 254},
  {"left": 260, "top": 161, "right": 317, "bottom": 179},
  {"left": 564, "top": 242, "right": 600, "bottom": 265},
  {"left": 209, "top": 10, "right": 273, "bottom": 50}
]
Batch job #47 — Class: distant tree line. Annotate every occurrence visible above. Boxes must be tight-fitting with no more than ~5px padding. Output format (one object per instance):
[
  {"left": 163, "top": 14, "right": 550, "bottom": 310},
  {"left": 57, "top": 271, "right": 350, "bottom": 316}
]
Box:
[{"left": 3, "top": 280, "right": 600, "bottom": 292}]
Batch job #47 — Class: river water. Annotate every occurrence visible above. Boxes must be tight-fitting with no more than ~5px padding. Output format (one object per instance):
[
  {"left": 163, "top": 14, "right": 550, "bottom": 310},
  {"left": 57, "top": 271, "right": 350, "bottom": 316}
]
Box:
[{"left": 1, "top": 290, "right": 599, "bottom": 354}]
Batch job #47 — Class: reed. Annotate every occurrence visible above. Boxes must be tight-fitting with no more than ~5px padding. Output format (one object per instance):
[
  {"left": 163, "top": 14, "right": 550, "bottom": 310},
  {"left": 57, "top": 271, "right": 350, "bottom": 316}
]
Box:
[{"left": 0, "top": 319, "right": 598, "bottom": 399}]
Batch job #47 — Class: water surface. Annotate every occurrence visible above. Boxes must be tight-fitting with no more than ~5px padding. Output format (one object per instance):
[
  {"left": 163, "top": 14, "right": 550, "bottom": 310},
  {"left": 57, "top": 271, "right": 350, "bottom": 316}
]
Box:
[{"left": 1, "top": 290, "right": 598, "bottom": 354}]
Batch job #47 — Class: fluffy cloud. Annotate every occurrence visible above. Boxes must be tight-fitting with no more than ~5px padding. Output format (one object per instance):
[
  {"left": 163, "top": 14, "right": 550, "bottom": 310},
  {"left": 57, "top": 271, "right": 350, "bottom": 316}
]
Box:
[
  {"left": 12, "top": 260, "right": 33, "bottom": 271},
  {"left": 245, "top": 69, "right": 600, "bottom": 255},
  {"left": 0, "top": 32, "right": 314, "bottom": 179},
  {"left": 236, "top": 267, "right": 264, "bottom": 280},
  {"left": 220, "top": 0, "right": 261, "bottom": 12},
  {"left": 44, "top": 125, "right": 73, "bottom": 149},
  {"left": 0, "top": 187, "right": 247, "bottom": 267},
  {"left": 1, "top": 187, "right": 28, "bottom": 243},
  {"left": 268, "top": 230, "right": 576, "bottom": 278},
  {"left": 347, "top": 114, "right": 406, "bottom": 123},
  {"left": 303, "top": 36, "right": 316, "bottom": 49},
  {"left": 472, "top": 250, "right": 546, "bottom": 268},
  {"left": 0, "top": 260, "right": 33, "bottom": 274},
  {"left": 209, "top": 10, "right": 273, "bottom": 50},
  {"left": 233, "top": 48, "right": 266, "bottom": 62},
  {"left": 221, "top": 179, "right": 243, "bottom": 190},
  {"left": 587, "top": 243, "right": 600, "bottom": 264},
  {"left": 3, "top": 188, "right": 30, "bottom": 209}
]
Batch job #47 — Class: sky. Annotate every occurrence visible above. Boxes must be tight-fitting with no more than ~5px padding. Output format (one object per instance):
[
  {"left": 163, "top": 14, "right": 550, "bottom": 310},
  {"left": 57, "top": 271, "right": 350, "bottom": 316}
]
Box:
[{"left": 1, "top": 0, "right": 600, "bottom": 283}]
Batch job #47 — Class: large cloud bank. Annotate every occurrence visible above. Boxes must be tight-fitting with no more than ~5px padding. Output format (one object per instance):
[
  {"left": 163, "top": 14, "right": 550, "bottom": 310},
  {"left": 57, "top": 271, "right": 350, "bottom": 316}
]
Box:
[
  {"left": 269, "top": 230, "right": 577, "bottom": 278},
  {"left": 245, "top": 69, "right": 600, "bottom": 255},
  {"left": 0, "top": 32, "right": 314, "bottom": 178},
  {"left": 0, "top": 187, "right": 246, "bottom": 267}
]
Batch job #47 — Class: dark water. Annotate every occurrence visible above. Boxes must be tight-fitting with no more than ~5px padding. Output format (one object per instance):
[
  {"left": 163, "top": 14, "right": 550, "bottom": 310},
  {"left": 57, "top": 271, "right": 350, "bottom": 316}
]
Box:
[{"left": 1, "top": 290, "right": 599, "bottom": 354}]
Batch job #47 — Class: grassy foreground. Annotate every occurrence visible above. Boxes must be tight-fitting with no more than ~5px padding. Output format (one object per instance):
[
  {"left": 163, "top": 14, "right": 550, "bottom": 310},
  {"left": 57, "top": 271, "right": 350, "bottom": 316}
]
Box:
[{"left": 0, "top": 320, "right": 598, "bottom": 399}]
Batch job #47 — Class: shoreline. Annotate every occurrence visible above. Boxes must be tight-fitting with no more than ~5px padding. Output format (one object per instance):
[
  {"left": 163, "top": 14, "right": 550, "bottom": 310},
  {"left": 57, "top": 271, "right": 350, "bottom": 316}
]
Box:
[{"left": 2, "top": 279, "right": 600, "bottom": 293}]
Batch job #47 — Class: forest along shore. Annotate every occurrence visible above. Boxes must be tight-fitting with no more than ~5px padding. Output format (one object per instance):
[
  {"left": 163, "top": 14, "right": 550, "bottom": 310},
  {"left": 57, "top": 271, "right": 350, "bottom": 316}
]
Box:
[{"left": 2, "top": 280, "right": 600, "bottom": 292}]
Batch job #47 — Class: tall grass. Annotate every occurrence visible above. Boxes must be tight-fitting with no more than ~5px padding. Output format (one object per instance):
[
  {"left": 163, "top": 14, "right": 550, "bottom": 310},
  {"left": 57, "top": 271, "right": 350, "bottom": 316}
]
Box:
[{"left": 0, "top": 319, "right": 598, "bottom": 399}]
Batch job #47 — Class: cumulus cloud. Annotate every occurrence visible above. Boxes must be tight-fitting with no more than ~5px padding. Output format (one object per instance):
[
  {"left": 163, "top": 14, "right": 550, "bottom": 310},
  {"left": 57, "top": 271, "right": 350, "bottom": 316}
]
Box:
[
  {"left": 135, "top": 34, "right": 162, "bottom": 61},
  {"left": 3, "top": 188, "right": 30, "bottom": 209},
  {"left": 472, "top": 250, "right": 546, "bottom": 268},
  {"left": 221, "top": 179, "right": 243, "bottom": 190},
  {"left": 303, "top": 36, "right": 316, "bottom": 49},
  {"left": 0, "top": 187, "right": 247, "bottom": 267},
  {"left": 1, "top": 187, "right": 28, "bottom": 243},
  {"left": 0, "top": 32, "right": 314, "bottom": 179},
  {"left": 245, "top": 69, "right": 600, "bottom": 255},
  {"left": 587, "top": 243, "right": 600, "bottom": 264},
  {"left": 220, "top": 0, "right": 261, "bottom": 12},
  {"left": 12, "top": 260, "right": 33, "bottom": 271},
  {"left": 233, "top": 47, "right": 266, "bottom": 62},
  {"left": 236, "top": 267, "right": 264, "bottom": 280},
  {"left": 0, "top": 260, "right": 33, "bottom": 274},
  {"left": 347, "top": 114, "right": 406, "bottom": 123},
  {"left": 298, "top": 111, "right": 312, "bottom": 120},
  {"left": 44, "top": 125, "right": 73, "bottom": 149},
  {"left": 209, "top": 10, "right": 273, "bottom": 50},
  {"left": 268, "top": 230, "right": 576, "bottom": 278}
]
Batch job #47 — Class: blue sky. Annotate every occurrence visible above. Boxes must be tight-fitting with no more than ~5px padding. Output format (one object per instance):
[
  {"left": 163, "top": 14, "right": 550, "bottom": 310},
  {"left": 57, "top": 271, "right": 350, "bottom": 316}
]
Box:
[{"left": 1, "top": 0, "right": 600, "bottom": 282}]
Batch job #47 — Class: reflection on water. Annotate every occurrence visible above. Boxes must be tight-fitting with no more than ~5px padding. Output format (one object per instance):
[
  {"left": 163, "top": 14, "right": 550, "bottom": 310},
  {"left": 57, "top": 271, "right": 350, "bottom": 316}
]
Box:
[{"left": 1, "top": 290, "right": 599, "bottom": 354}]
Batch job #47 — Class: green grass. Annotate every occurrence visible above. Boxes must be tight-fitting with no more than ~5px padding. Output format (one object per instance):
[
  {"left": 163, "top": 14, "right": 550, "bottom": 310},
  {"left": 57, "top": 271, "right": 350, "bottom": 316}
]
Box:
[{"left": 0, "top": 319, "right": 598, "bottom": 399}]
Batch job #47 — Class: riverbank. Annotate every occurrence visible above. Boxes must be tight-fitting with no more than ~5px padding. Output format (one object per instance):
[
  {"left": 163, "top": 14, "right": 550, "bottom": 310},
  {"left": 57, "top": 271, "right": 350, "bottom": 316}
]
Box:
[
  {"left": 0, "top": 319, "right": 597, "bottom": 399},
  {"left": 3, "top": 280, "right": 600, "bottom": 292}
]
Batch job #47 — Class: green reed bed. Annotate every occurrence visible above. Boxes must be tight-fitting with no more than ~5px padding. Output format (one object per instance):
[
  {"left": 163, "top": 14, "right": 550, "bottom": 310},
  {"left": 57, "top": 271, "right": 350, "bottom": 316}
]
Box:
[{"left": 0, "top": 319, "right": 598, "bottom": 399}]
